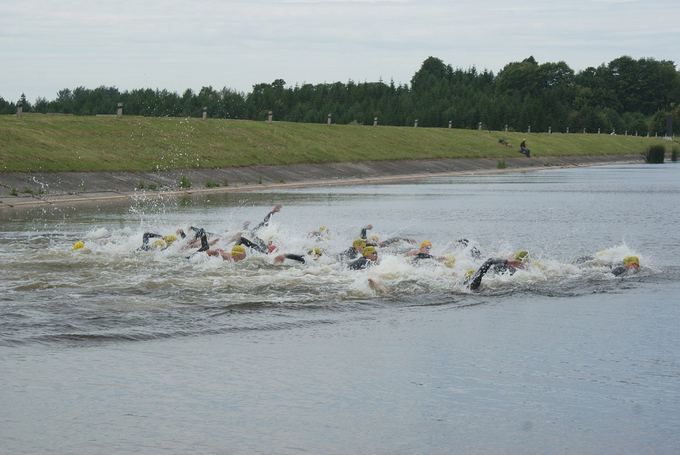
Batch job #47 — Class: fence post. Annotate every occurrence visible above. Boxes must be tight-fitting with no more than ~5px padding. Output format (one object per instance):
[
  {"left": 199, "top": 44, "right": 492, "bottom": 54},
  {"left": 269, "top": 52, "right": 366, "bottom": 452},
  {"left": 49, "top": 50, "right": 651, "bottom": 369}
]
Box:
[
  {"left": 267, "top": 111, "right": 273, "bottom": 123},
  {"left": 414, "top": 119, "right": 418, "bottom": 128},
  {"left": 566, "top": 127, "right": 570, "bottom": 134},
  {"left": 16, "top": 101, "right": 23, "bottom": 118},
  {"left": 327, "top": 113, "right": 332, "bottom": 126},
  {"left": 478, "top": 122, "right": 482, "bottom": 131},
  {"left": 583, "top": 128, "right": 586, "bottom": 134},
  {"left": 597, "top": 128, "right": 600, "bottom": 134},
  {"left": 548, "top": 126, "right": 552, "bottom": 134},
  {"left": 116, "top": 102, "right": 123, "bottom": 117},
  {"left": 528, "top": 125, "right": 531, "bottom": 133},
  {"left": 202, "top": 107, "right": 207, "bottom": 120},
  {"left": 373, "top": 117, "right": 378, "bottom": 127},
  {"left": 449, "top": 120, "right": 453, "bottom": 129}
]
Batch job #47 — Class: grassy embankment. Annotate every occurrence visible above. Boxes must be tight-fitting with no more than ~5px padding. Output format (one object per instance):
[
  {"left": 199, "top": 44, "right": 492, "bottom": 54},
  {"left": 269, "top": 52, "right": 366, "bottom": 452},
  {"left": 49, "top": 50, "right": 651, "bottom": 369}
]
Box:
[{"left": 0, "top": 114, "right": 676, "bottom": 173}]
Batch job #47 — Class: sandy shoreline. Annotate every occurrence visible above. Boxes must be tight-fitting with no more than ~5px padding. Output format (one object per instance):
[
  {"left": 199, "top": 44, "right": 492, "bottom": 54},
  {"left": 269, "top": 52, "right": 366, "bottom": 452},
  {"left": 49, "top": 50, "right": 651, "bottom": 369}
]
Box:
[{"left": 0, "top": 154, "right": 642, "bottom": 210}]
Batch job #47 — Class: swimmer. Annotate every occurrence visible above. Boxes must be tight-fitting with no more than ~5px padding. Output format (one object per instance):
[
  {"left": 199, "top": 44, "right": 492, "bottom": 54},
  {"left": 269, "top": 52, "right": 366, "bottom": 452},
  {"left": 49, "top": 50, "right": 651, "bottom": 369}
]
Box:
[
  {"left": 348, "top": 246, "right": 379, "bottom": 270},
  {"left": 273, "top": 247, "right": 325, "bottom": 265},
  {"left": 340, "top": 238, "right": 366, "bottom": 261},
  {"left": 407, "top": 240, "right": 435, "bottom": 261},
  {"left": 206, "top": 244, "right": 248, "bottom": 262},
  {"left": 308, "top": 225, "right": 331, "bottom": 241},
  {"left": 574, "top": 255, "right": 640, "bottom": 276},
  {"left": 455, "top": 238, "right": 482, "bottom": 259},
  {"left": 366, "top": 233, "right": 416, "bottom": 249},
  {"left": 612, "top": 256, "right": 640, "bottom": 276},
  {"left": 406, "top": 240, "right": 449, "bottom": 263},
  {"left": 139, "top": 232, "right": 181, "bottom": 251},
  {"left": 360, "top": 224, "right": 414, "bottom": 248},
  {"left": 72, "top": 240, "right": 87, "bottom": 251},
  {"left": 466, "top": 250, "right": 529, "bottom": 290},
  {"left": 233, "top": 205, "right": 282, "bottom": 254}
]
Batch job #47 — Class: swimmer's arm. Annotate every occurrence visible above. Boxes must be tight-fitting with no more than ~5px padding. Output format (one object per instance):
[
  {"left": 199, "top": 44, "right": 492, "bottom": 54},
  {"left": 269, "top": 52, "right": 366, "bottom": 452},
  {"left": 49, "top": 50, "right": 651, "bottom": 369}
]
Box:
[
  {"left": 274, "top": 253, "right": 306, "bottom": 264},
  {"left": 360, "top": 224, "right": 373, "bottom": 239},
  {"left": 252, "top": 205, "right": 282, "bottom": 232},
  {"left": 368, "top": 278, "right": 390, "bottom": 295}
]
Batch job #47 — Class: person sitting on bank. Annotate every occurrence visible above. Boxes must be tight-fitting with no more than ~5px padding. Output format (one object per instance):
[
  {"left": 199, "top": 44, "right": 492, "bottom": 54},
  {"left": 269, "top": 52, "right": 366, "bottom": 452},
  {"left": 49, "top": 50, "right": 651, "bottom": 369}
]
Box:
[
  {"left": 348, "top": 246, "right": 379, "bottom": 270},
  {"left": 520, "top": 139, "right": 531, "bottom": 157}
]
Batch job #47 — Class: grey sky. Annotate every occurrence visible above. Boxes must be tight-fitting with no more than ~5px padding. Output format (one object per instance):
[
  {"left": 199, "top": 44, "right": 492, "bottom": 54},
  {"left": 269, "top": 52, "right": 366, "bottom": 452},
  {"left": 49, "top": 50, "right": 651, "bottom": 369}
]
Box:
[{"left": 1, "top": 0, "right": 679, "bottom": 102}]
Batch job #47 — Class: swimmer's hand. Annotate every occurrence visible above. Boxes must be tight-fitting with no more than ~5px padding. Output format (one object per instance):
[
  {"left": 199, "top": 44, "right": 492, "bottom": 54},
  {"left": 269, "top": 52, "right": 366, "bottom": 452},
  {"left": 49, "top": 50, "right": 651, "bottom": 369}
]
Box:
[{"left": 368, "top": 278, "right": 390, "bottom": 295}]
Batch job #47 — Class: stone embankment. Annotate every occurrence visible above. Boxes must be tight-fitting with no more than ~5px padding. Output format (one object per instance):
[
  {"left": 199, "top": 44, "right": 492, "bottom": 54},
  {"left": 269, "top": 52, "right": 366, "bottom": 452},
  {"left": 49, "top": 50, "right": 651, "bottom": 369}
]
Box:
[{"left": 0, "top": 154, "right": 641, "bottom": 210}]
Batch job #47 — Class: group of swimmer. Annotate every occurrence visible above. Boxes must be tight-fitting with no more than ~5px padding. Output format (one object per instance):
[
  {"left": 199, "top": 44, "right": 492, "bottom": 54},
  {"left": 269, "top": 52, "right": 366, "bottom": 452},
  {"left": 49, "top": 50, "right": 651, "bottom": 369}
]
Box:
[{"left": 71, "top": 204, "right": 642, "bottom": 291}]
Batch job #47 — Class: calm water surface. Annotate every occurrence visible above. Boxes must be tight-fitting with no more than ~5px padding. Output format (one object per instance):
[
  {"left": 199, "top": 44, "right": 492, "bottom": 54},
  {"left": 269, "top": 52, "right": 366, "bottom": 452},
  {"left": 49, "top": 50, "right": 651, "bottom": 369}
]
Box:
[{"left": 1, "top": 163, "right": 679, "bottom": 454}]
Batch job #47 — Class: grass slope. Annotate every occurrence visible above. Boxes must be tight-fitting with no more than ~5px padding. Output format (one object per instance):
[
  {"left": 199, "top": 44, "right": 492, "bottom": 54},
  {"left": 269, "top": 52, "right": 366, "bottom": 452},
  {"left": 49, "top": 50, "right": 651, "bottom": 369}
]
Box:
[{"left": 0, "top": 114, "right": 675, "bottom": 173}]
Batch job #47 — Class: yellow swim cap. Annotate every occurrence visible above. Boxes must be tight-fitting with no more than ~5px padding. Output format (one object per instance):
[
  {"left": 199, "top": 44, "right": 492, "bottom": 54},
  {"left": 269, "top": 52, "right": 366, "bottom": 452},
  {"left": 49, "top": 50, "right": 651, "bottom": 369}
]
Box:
[
  {"left": 352, "top": 239, "right": 366, "bottom": 249},
  {"left": 163, "top": 234, "right": 178, "bottom": 245},
  {"left": 623, "top": 256, "right": 640, "bottom": 268},
  {"left": 465, "top": 268, "right": 476, "bottom": 279},
  {"left": 308, "top": 246, "right": 322, "bottom": 257},
  {"left": 443, "top": 254, "right": 456, "bottom": 268},
  {"left": 72, "top": 240, "right": 85, "bottom": 251},
  {"left": 363, "top": 246, "right": 377, "bottom": 257},
  {"left": 152, "top": 239, "right": 167, "bottom": 249},
  {"left": 420, "top": 240, "right": 432, "bottom": 249},
  {"left": 231, "top": 245, "right": 246, "bottom": 257},
  {"left": 515, "top": 250, "right": 529, "bottom": 261},
  {"left": 319, "top": 225, "right": 328, "bottom": 233},
  {"left": 369, "top": 234, "right": 380, "bottom": 243}
]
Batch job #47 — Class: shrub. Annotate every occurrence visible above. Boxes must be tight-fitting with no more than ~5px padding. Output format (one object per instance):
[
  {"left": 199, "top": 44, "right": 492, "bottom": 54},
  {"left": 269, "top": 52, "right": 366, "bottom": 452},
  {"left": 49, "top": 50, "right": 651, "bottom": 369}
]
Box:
[
  {"left": 643, "top": 144, "right": 665, "bottom": 163},
  {"left": 222, "top": 179, "right": 229, "bottom": 187},
  {"left": 9, "top": 187, "right": 18, "bottom": 196},
  {"left": 497, "top": 159, "right": 507, "bottom": 169},
  {"left": 672, "top": 145, "right": 679, "bottom": 162},
  {"left": 137, "top": 180, "right": 145, "bottom": 190},
  {"left": 179, "top": 176, "right": 192, "bottom": 188},
  {"left": 205, "top": 180, "right": 219, "bottom": 188}
]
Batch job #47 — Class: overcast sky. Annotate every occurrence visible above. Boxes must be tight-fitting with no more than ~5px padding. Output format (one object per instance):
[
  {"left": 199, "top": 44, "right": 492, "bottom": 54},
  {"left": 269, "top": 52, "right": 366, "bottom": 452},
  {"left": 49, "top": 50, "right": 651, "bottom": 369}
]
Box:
[{"left": 1, "top": 0, "right": 679, "bottom": 102}]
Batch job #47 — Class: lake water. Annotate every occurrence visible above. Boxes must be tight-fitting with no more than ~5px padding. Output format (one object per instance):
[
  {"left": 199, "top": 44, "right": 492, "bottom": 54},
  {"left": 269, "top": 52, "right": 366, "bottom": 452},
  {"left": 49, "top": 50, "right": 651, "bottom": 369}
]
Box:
[{"left": 1, "top": 163, "right": 679, "bottom": 454}]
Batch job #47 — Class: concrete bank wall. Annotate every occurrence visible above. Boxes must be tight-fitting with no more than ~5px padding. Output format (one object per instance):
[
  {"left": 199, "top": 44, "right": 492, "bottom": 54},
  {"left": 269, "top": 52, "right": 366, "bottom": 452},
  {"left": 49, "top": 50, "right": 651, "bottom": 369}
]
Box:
[{"left": 0, "top": 155, "right": 642, "bottom": 210}]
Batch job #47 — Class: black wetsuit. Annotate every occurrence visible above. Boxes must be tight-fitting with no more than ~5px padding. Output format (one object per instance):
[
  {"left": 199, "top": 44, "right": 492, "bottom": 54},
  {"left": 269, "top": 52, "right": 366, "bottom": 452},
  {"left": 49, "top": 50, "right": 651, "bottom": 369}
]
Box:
[
  {"left": 238, "top": 209, "right": 278, "bottom": 254},
  {"left": 412, "top": 252, "right": 434, "bottom": 261},
  {"left": 140, "top": 232, "right": 163, "bottom": 251},
  {"left": 339, "top": 247, "right": 361, "bottom": 261},
  {"left": 457, "top": 238, "right": 482, "bottom": 259},
  {"left": 466, "top": 258, "right": 516, "bottom": 290},
  {"left": 279, "top": 254, "right": 306, "bottom": 264},
  {"left": 237, "top": 236, "right": 268, "bottom": 254},
  {"left": 361, "top": 227, "right": 412, "bottom": 248},
  {"left": 348, "top": 256, "right": 374, "bottom": 270},
  {"left": 573, "top": 256, "right": 633, "bottom": 276}
]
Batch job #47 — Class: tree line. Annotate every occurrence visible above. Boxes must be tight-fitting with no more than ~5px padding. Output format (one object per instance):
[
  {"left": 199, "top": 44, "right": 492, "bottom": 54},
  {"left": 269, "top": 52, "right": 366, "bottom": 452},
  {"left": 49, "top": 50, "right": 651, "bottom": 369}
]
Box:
[{"left": 2, "top": 55, "right": 679, "bottom": 134}]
